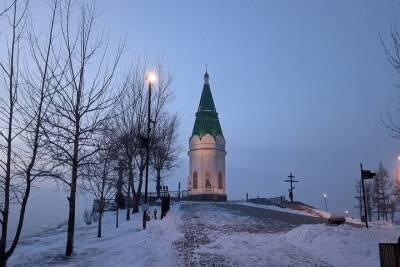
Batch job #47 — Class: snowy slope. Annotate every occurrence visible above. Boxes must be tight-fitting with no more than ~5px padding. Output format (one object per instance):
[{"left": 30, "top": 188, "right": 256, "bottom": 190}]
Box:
[{"left": 10, "top": 205, "right": 183, "bottom": 266}]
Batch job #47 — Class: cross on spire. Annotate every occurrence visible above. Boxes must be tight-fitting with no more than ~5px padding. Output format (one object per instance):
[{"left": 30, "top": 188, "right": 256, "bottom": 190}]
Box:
[{"left": 204, "top": 64, "right": 209, "bottom": 85}]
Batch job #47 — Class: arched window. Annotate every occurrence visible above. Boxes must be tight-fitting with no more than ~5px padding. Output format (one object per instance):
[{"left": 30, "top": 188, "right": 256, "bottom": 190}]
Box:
[
  {"left": 193, "top": 171, "right": 198, "bottom": 189},
  {"left": 218, "top": 172, "right": 223, "bottom": 189},
  {"left": 205, "top": 171, "right": 211, "bottom": 188}
]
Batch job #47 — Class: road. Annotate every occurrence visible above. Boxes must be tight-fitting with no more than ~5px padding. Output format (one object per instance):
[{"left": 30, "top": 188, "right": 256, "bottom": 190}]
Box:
[{"left": 173, "top": 202, "right": 331, "bottom": 266}]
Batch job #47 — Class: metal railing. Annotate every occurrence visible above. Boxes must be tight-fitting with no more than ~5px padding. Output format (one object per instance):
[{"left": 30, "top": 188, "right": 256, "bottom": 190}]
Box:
[{"left": 190, "top": 186, "right": 224, "bottom": 194}]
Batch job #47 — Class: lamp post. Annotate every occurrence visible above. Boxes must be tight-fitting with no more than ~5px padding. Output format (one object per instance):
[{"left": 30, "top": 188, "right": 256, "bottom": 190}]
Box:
[
  {"left": 323, "top": 193, "right": 328, "bottom": 212},
  {"left": 143, "top": 71, "right": 156, "bottom": 230}
]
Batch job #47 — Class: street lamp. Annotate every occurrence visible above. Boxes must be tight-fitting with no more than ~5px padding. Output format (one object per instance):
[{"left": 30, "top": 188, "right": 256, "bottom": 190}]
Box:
[
  {"left": 143, "top": 71, "right": 156, "bottom": 230},
  {"left": 323, "top": 193, "right": 328, "bottom": 212}
]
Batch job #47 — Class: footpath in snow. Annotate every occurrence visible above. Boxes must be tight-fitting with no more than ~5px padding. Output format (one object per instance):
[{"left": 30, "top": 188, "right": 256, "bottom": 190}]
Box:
[{"left": 9, "top": 201, "right": 400, "bottom": 267}]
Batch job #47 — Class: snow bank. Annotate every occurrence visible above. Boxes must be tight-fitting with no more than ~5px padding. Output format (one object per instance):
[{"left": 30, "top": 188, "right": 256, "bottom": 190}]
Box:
[
  {"left": 284, "top": 223, "right": 400, "bottom": 266},
  {"left": 196, "top": 221, "right": 400, "bottom": 267}
]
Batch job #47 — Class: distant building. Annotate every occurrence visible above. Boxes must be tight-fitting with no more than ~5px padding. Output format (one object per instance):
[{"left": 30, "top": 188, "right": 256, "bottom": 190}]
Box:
[{"left": 187, "top": 71, "right": 227, "bottom": 201}]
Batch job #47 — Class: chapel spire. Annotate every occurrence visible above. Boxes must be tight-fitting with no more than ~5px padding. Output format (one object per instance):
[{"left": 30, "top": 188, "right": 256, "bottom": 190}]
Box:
[{"left": 192, "top": 70, "right": 224, "bottom": 139}]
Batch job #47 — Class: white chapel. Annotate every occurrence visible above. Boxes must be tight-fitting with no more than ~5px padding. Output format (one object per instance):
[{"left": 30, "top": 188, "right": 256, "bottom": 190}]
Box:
[{"left": 187, "top": 71, "right": 227, "bottom": 201}]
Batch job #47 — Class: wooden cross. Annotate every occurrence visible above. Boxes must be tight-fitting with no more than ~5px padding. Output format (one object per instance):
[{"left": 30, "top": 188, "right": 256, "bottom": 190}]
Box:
[{"left": 284, "top": 172, "right": 299, "bottom": 203}]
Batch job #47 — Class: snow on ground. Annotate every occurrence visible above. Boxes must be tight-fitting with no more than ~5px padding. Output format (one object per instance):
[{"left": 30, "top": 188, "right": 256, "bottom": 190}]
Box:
[
  {"left": 236, "top": 201, "right": 310, "bottom": 216},
  {"left": 9, "top": 201, "right": 400, "bottom": 267},
  {"left": 285, "top": 223, "right": 400, "bottom": 266},
  {"left": 178, "top": 202, "right": 400, "bottom": 267},
  {"left": 195, "top": 222, "right": 400, "bottom": 266},
  {"left": 10, "top": 204, "right": 183, "bottom": 267}
]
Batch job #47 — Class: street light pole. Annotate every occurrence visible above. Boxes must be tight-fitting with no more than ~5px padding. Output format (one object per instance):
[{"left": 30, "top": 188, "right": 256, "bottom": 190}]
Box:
[
  {"left": 360, "top": 163, "right": 368, "bottom": 228},
  {"left": 143, "top": 76, "right": 153, "bottom": 230},
  {"left": 323, "top": 193, "right": 328, "bottom": 212}
]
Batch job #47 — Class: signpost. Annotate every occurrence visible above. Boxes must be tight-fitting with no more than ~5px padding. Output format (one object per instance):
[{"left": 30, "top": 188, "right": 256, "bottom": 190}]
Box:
[
  {"left": 284, "top": 172, "right": 299, "bottom": 203},
  {"left": 360, "top": 163, "right": 376, "bottom": 228}
]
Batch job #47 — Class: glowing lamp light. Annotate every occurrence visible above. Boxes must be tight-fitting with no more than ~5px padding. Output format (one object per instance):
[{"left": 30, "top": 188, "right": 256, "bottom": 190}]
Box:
[
  {"left": 146, "top": 72, "right": 157, "bottom": 83},
  {"left": 397, "top": 155, "right": 400, "bottom": 161},
  {"left": 323, "top": 193, "right": 327, "bottom": 198}
]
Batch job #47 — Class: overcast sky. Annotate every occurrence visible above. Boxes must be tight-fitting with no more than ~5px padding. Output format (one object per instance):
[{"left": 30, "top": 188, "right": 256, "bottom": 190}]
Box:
[{"left": 8, "top": 0, "right": 400, "bottom": 235}]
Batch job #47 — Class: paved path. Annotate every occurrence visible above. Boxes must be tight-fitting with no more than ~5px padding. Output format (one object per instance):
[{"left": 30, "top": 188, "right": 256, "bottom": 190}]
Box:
[{"left": 173, "top": 202, "right": 331, "bottom": 266}]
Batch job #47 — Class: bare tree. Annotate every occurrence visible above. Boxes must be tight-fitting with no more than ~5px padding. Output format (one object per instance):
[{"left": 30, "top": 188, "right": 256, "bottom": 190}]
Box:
[
  {"left": 381, "top": 25, "right": 400, "bottom": 139},
  {"left": 4, "top": 1, "right": 63, "bottom": 264},
  {"left": 365, "top": 180, "right": 374, "bottom": 221},
  {"left": 0, "top": 1, "right": 16, "bottom": 17},
  {"left": 0, "top": 1, "right": 29, "bottom": 265},
  {"left": 150, "top": 114, "right": 180, "bottom": 197},
  {"left": 111, "top": 65, "right": 144, "bottom": 218},
  {"left": 43, "top": 0, "right": 123, "bottom": 257},
  {"left": 372, "top": 162, "right": 391, "bottom": 221},
  {"left": 0, "top": 0, "right": 63, "bottom": 265},
  {"left": 354, "top": 179, "right": 363, "bottom": 218},
  {"left": 111, "top": 57, "right": 174, "bottom": 215},
  {"left": 355, "top": 178, "right": 373, "bottom": 221},
  {"left": 393, "top": 172, "right": 400, "bottom": 201},
  {"left": 81, "top": 136, "right": 117, "bottom": 237}
]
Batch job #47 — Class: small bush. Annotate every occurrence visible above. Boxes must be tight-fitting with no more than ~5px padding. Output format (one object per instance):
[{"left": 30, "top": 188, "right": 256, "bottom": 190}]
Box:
[
  {"left": 83, "top": 209, "right": 93, "bottom": 225},
  {"left": 92, "top": 211, "right": 99, "bottom": 222}
]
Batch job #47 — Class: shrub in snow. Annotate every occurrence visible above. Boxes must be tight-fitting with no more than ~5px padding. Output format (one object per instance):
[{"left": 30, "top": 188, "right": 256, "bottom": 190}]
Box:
[
  {"left": 93, "top": 211, "right": 99, "bottom": 223},
  {"left": 83, "top": 209, "right": 94, "bottom": 225}
]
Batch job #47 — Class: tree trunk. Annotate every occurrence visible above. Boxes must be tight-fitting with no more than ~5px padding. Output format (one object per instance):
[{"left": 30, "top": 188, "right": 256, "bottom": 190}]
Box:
[
  {"left": 5, "top": 182, "right": 31, "bottom": 259},
  {"left": 65, "top": 166, "right": 77, "bottom": 257},
  {"left": 156, "top": 169, "right": 161, "bottom": 198},
  {"left": 130, "top": 161, "right": 138, "bottom": 214},
  {"left": 97, "top": 210, "right": 102, "bottom": 238},
  {"left": 66, "top": 124, "right": 79, "bottom": 257},
  {"left": 117, "top": 160, "right": 124, "bottom": 209},
  {"left": 126, "top": 158, "right": 133, "bottom": 219},
  {"left": 134, "top": 167, "right": 144, "bottom": 213},
  {"left": 377, "top": 197, "right": 380, "bottom": 221}
]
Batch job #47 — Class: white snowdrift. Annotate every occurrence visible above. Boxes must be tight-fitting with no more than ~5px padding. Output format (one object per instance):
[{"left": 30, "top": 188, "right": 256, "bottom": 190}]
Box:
[{"left": 196, "top": 221, "right": 400, "bottom": 267}]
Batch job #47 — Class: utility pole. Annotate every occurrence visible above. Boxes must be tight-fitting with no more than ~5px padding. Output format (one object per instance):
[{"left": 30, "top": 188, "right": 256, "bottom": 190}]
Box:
[
  {"left": 284, "top": 172, "right": 298, "bottom": 203},
  {"left": 360, "top": 163, "right": 376, "bottom": 228}
]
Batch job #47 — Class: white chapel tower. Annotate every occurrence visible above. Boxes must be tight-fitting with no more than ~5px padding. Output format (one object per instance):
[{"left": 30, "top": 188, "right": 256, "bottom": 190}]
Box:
[{"left": 187, "top": 71, "right": 227, "bottom": 201}]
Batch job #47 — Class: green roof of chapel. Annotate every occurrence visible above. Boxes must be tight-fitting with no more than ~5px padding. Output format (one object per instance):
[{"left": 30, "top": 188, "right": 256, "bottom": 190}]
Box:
[{"left": 191, "top": 72, "right": 224, "bottom": 140}]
